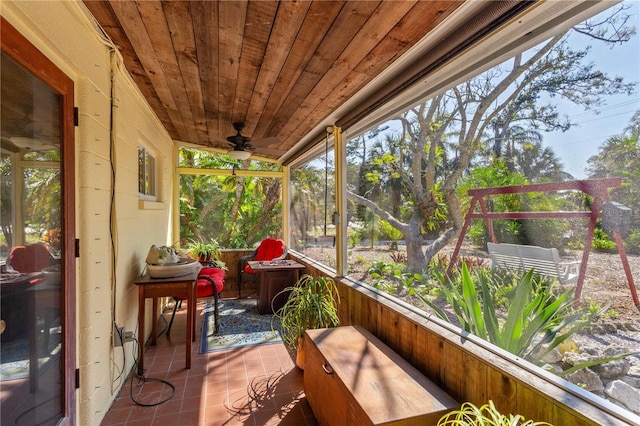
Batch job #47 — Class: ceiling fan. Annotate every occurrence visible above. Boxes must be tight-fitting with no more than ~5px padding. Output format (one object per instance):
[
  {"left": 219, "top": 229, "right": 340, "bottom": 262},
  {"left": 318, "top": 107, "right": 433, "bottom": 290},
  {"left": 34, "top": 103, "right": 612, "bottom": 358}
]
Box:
[{"left": 224, "top": 122, "right": 284, "bottom": 160}]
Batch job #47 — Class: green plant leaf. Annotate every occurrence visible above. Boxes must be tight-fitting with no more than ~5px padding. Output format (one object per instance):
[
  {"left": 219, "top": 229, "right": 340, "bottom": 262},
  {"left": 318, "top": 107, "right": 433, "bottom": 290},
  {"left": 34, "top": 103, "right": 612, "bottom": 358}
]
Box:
[
  {"left": 460, "top": 263, "right": 487, "bottom": 339},
  {"left": 559, "top": 351, "right": 640, "bottom": 376}
]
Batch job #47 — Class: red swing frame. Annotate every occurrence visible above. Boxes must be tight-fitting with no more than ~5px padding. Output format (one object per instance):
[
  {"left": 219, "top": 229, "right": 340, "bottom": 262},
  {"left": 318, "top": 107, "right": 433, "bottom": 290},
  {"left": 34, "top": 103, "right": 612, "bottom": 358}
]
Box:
[{"left": 448, "top": 178, "right": 639, "bottom": 311}]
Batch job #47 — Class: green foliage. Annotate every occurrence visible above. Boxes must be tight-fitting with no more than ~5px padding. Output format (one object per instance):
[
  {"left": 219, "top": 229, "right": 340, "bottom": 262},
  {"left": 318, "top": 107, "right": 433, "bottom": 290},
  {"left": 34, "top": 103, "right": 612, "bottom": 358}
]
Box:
[
  {"left": 457, "top": 163, "right": 572, "bottom": 249},
  {"left": 178, "top": 148, "right": 283, "bottom": 248},
  {"left": 367, "top": 261, "right": 431, "bottom": 297},
  {"left": 438, "top": 400, "right": 552, "bottom": 426},
  {"left": 457, "top": 163, "right": 527, "bottom": 247},
  {"left": 592, "top": 227, "right": 617, "bottom": 252},
  {"left": 626, "top": 228, "right": 640, "bottom": 255},
  {"left": 422, "top": 264, "right": 592, "bottom": 363},
  {"left": 273, "top": 275, "right": 340, "bottom": 349},
  {"left": 428, "top": 253, "right": 489, "bottom": 278},
  {"left": 379, "top": 220, "right": 403, "bottom": 242},
  {"left": 354, "top": 255, "right": 367, "bottom": 265},
  {"left": 184, "top": 239, "right": 221, "bottom": 260},
  {"left": 367, "top": 261, "right": 404, "bottom": 292}
]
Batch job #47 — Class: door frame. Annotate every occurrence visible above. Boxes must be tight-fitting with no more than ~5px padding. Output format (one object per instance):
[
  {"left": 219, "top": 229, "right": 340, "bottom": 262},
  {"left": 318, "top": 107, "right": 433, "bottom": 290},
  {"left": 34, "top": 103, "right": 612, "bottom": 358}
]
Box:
[{"left": 1, "top": 16, "right": 77, "bottom": 425}]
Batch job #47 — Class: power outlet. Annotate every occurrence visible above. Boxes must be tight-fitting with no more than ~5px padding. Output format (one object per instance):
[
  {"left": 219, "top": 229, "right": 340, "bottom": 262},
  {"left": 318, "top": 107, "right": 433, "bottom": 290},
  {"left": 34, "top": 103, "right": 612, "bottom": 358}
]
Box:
[
  {"left": 123, "top": 331, "right": 134, "bottom": 343},
  {"left": 113, "top": 325, "right": 125, "bottom": 347}
]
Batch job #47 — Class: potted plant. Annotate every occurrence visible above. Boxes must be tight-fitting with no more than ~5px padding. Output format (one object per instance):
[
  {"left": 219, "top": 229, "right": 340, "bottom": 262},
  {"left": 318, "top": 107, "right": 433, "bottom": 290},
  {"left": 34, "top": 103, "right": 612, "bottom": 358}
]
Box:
[
  {"left": 185, "top": 239, "right": 221, "bottom": 262},
  {"left": 273, "top": 274, "right": 340, "bottom": 369},
  {"left": 437, "top": 400, "right": 552, "bottom": 425}
]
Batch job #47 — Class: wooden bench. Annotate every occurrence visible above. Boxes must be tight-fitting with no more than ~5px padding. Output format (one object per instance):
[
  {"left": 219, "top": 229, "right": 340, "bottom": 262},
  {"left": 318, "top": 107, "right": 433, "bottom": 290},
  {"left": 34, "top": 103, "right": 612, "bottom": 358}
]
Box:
[
  {"left": 304, "top": 325, "right": 458, "bottom": 425},
  {"left": 487, "top": 242, "right": 581, "bottom": 285}
]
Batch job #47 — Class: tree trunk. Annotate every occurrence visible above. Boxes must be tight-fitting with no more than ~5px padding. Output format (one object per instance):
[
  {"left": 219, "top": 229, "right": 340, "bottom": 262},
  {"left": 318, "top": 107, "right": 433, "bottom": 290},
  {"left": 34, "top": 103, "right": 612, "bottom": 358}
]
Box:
[
  {"left": 404, "top": 215, "right": 425, "bottom": 273},
  {"left": 405, "top": 232, "right": 425, "bottom": 273}
]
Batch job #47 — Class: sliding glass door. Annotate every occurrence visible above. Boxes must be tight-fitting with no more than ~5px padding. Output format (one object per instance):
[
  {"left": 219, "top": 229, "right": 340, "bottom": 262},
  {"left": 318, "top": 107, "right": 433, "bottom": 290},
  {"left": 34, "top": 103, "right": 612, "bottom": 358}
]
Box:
[{"left": 1, "top": 18, "right": 76, "bottom": 425}]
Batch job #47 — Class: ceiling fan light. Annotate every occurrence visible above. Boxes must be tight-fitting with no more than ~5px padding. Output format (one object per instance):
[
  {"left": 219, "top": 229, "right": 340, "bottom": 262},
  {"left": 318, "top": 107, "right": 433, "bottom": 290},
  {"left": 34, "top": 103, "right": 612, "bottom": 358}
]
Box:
[{"left": 227, "top": 149, "right": 251, "bottom": 160}]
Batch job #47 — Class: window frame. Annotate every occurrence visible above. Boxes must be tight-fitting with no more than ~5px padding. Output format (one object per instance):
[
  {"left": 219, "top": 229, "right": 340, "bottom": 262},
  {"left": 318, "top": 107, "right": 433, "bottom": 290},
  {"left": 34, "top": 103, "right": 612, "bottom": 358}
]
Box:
[{"left": 138, "top": 144, "right": 157, "bottom": 201}]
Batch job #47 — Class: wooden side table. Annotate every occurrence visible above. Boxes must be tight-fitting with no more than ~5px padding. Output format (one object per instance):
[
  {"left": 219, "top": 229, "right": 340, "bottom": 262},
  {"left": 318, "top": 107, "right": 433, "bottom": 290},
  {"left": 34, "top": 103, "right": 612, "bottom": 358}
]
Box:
[
  {"left": 134, "top": 272, "right": 197, "bottom": 375},
  {"left": 246, "top": 260, "right": 306, "bottom": 314}
]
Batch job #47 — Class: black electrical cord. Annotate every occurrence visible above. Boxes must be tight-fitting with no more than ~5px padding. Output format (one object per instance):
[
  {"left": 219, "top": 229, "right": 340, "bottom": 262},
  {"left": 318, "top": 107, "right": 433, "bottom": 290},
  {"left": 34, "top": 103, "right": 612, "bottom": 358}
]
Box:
[
  {"left": 156, "top": 305, "right": 172, "bottom": 338},
  {"left": 128, "top": 335, "right": 176, "bottom": 407}
]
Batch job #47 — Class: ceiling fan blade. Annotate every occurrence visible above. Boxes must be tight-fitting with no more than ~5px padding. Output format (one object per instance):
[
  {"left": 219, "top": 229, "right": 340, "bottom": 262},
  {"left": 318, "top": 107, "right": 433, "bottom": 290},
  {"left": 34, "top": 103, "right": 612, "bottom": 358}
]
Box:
[
  {"left": 248, "top": 136, "right": 280, "bottom": 147},
  {"left": 212, "top": 138, "right": 238, "bottom": 148},
  {"left": 1, "top": 137, "right": 21, "bottom": 153},
  {"left": 253, "top": 147, "right": 286, "bottom": 156}
]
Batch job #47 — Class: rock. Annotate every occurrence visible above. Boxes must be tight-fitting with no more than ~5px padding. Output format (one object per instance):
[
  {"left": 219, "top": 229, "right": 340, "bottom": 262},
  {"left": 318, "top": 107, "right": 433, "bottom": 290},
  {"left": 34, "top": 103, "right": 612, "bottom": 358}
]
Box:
[
  {"left": 590, "top": 322, "right": 619, "bottom": 334},
  {"left": 592, "top": 358, "right": 631, "bottom": 379},
  {"left": 622, "top": 376, "right": 640, "bottom": 389},
  {"left": 566, "top": 368, "right": 604, "bottom": 392},
  {"left": 624, "top": 321, "right": 640, "bottom": 332},
  {"left": 541, "top": 363, "right": 563, "bottom": 374},
  {"left": 541, "top": 347, "right": 563, "bottom": 364},
  {"left": 605, "top": 380, "right": 640, "bottom": 414},
  {"left": 564, "top": 351, "right": 597, "bottom": 366}
]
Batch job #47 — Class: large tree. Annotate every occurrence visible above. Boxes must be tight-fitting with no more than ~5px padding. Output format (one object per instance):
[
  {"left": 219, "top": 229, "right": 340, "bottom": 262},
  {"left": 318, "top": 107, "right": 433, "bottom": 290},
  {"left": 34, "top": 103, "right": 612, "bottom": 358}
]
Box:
[{"left": 348, "top": 7, "right": 636, "bottom": 273}]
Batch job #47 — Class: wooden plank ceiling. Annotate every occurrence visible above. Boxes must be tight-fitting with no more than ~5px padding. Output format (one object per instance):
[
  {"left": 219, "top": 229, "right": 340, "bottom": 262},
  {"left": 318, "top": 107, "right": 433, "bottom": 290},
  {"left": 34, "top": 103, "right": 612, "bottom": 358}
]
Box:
[{"left": 83, "top": 1, "right": 464, "bottom": 160}]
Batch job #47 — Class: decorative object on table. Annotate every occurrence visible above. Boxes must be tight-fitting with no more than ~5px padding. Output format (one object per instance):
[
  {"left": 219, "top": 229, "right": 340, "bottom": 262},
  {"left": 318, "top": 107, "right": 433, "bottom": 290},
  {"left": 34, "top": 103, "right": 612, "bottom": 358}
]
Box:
[
  {"left": 145, "top": 244, "right": 201, "bottom": 278},
  {"left": 200, "top": 298, "right": 282, "bottom": 353},
  {"left": 237, "top": 237, "right": 287, "bottom": 298},
  {"left": 145, "top": 244, "right": 180, "bottom": 265},
  {"left": 273, "top": 274, "right": 340, "bottom": 369}
]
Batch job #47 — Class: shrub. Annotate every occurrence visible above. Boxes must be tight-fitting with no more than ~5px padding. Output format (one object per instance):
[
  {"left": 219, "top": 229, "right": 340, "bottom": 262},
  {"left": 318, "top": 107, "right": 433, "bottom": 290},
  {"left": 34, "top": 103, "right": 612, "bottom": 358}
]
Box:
[
  {"left": 389, "top": 251, "right": 407, "bottom": 264},
  {"left": 592, "top": 227, "right": 617, "bottom": 252}
]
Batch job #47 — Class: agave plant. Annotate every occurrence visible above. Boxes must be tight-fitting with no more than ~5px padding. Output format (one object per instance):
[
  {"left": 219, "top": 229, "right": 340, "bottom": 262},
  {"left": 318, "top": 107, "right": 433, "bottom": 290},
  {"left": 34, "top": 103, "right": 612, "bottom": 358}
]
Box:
[{"left": 422, "top": 263, "right": 593, "bottom": 363}]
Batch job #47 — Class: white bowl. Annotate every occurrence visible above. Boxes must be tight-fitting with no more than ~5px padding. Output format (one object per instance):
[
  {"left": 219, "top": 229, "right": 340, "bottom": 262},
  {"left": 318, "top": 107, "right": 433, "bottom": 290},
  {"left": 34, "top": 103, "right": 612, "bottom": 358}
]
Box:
[{"left": 147, "top": 257, "right": 201, "bottom": 278}]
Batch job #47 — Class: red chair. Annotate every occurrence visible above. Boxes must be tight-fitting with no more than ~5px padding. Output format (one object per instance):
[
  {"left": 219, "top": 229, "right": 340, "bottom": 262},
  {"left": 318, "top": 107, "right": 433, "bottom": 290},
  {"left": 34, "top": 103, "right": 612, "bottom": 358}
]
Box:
[
  {"left": 166, "top": 264, "right": 225, "bottom": 336},
  {"left": 7, "top": 244, "right": 51, "bottom": 273},
  {"left": 237, "top": 238, "right": 287, "bottom": 298}
]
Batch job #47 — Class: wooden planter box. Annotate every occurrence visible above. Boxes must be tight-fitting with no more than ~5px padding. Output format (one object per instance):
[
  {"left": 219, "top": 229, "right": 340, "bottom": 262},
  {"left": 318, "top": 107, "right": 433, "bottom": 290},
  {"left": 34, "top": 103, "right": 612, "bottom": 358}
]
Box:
[{"left": 304, "top": 326, "right": 458, "bottom": 425}]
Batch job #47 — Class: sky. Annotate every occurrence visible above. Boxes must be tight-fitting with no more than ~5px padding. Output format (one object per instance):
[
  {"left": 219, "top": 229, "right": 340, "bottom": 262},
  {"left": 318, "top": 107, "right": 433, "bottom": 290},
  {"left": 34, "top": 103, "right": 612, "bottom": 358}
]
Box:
[{"left": 542, "top": 1, "right": 640, "bottom": 179}]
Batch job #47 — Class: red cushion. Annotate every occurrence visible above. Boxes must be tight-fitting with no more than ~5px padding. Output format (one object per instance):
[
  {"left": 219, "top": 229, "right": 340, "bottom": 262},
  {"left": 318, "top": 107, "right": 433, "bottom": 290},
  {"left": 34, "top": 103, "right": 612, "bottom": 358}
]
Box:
[
  {"left": 196, "top": 267, "right": 225, "bottom": 298},
  {"left": 244, "top": 238, "right": 286, "bottom": 274},
  {"left": 8, "top": 244, "right": 50, "bottom": 273},
  {"left": 255, "top": 238, "right": 286, "bottom": 261}
]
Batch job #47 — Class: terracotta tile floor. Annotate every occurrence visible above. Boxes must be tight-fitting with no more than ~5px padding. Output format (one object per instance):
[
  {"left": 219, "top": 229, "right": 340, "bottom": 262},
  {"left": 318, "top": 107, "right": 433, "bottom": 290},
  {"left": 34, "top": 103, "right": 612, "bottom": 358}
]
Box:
[{"left": 101, "top": 295, "right": 318, "bottom": 426}]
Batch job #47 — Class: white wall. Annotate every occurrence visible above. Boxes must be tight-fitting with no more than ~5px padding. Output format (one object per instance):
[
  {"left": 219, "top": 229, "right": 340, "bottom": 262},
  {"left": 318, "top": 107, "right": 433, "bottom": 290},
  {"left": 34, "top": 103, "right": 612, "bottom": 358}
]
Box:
[{"left": 2, "top": 2, "right": 175, "bottom": 424}]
